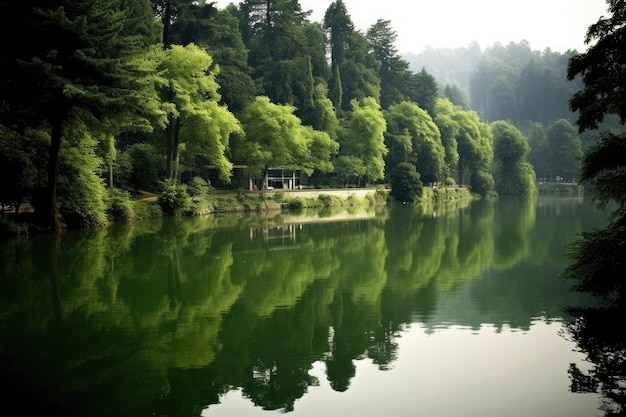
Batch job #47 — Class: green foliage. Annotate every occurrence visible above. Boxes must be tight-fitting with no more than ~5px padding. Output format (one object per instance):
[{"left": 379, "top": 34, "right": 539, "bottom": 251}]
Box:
[
  {"left": 491, "top": 121, "right": 536, "bottom": 196},
  {"left": 126, "top": 143, "right": 164, "bottom": 192},
  {"left": 366, "top": 19, "right": 410, "bottom": 108},
  {"left": 339, "top": 97, "right": 388, "bottom": 183},
  {"left": 106, "top": 188, "right": 136, "bottom": 221},
  {"left": 390, "top": 162, "right": 423, "bottom": 203},
  {"left": 385, "top": 101, "right": 446, "bottom": 183},
  {"left": 158, "top": 180, "right": 194, "bottom": 216},
  {"left": 186, "top": 176, "right": 212, "bottom": 198},
  {"left": 0, "top": 126, "right": 48, "bottom": 212},
  {"left": 407, "top": 68, "right": 438, "bottom": 115},
  {"left": 546, "top": 119, "right": 583, "bottom": 181},
  {"left": 57, "top": 129, "right": 108, "bottom": 228},
  {"left": 234, "top": 96, "right": 312, "bottom": 181},
  {"left": 579, "top": 132, "right": 626, "bottom": 208},
  {"left": 568, "top": 5, "right": 626, "bottom": 131}
]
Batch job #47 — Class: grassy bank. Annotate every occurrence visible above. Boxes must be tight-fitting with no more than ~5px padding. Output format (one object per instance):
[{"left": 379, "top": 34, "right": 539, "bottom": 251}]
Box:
[{"left": 1, "top": 187, "right": 476, "bottom": 240}]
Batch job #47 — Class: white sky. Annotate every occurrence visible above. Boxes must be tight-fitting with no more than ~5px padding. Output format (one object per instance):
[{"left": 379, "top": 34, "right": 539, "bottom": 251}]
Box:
[{"left": 213, "top": 0, "right": 609, "bottom": 54}]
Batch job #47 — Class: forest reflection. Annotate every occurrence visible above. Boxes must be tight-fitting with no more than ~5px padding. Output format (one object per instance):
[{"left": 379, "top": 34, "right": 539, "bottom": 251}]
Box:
[{"left": 0, "top": 197, "right": 609, "bottom": 416}]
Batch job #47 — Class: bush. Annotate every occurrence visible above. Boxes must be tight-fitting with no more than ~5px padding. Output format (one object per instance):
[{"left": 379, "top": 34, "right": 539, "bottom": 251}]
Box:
[
  {"left": 287, "top": 199, "right": 304, "bottom": 210},
  {"left": 133, "top": 200, "right": 163, "bottom": 219},
  {"left": 157, "top": 180, "right": 194, "bottom": 216},
  {"left": 105, "top": 188, "right": 135, "bottom": 221},
  {"left": 186, "top": 176, "right": 211, "bottom": 198}
]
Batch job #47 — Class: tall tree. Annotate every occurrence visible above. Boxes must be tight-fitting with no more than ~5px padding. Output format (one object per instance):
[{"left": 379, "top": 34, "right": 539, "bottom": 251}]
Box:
[
  {"left": 563, "top": 3, "right": 626, "bottom": 414},
  {"left": 406, "top": 68, "right": 438, "bottom": 116},
  {"left": 338, "top": 32, "right": 381, "bottom": 112},
  {"left": 527, "top": 123, "right": 551, "bottom": 180},
  {"left": 366, "top": 19, "right": 410, "bottom": 109},
  {"left": 384, "top": 102, "right": 445, "bottom": 183},
  {"left": 240, "top": 0, "right": 316, "bottom": 115},
  {"left": 232, "top": 96, "right": 309, "bottom": 187},
  {"left": 491, "top": 120, "right": 536, "bottom": 196},
  {"left": 546, "top": 119, "right": 582, "bottom": 181},
  {"left": 158, "top": 44, "right": 239, "bottom": 182},
  {"left": 433, "top": 98, "right": 461, "bottom": 181},
  {"left": 337, "top": 97, "right": 387, "bottom": 185},
  {"left": 0, "top": 0, "right": 166, "bottom": 231},
  {"left": 323, "top": 0, "right": 353, "bottom": 111},
  {"left": 204, "top": 7, "right": 260, "bottom": 114}
]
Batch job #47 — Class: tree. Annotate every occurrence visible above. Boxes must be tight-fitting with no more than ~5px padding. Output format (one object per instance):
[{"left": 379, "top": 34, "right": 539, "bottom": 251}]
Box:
[
  {"left": 366, "top": 19, "right": 410, "bottom": 109},
  {"left": 567, "top": 2, "right": 626, "bottom": 131},
  {"left": 406, "top": 68, "right": 438, "bottom": 116},
  {"left": 546, "top": 119, "right": 582, "bottom": 181},
  {"left": 158, "top": 44, "right": 239, "bottom": 182},
  {"left": 205, "top": 7, "right": 260, "bottom": 113},
  {"left": 0, "top": 127, "right": 48, "bottom": 215},
  {"left": 337, "top": 97, "right": 387, "bottom": 185},
  {"left": 390, "top": 162, "right": 422, "bottom": 203},
  {"left": 240, "top": 0, "right": 316, "bottom": 116},
  {"left": 527, "top": 123, "right": 551, "bottom": 180},
  {"left": 384, "top": 102, "right": 445, "bottom": 184},
  {"left": 443, "top": 84, "right": 468, "bottom": 109},
  {"left": 337, "top": 31, "right": 381, "bottom": 112},
  {"left": 433, "top": 99, "right": 461, "bottom": 181},
  {"left": 435, "top": 100, "right": 494, "bottom": 194},
  {"left": 0, "top": 0, "right": 166, "bottom": 231},
  {"left": 323, "top": 0, "right": 354, "bottom": 111},
  {"left": 564, "top": 0, "right": 626, "bottom": 301},
  {"left": 233, "top": 96, "right": 310, "bottom": 187},
  {"left": 491, "top": 120, "right": 536, "bottom": 196}
]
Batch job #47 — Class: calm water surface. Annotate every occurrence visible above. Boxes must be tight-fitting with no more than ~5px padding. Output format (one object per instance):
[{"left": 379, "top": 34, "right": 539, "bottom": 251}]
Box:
[{"left": 0, "top": 196, "right": 610, "bottom": 416}]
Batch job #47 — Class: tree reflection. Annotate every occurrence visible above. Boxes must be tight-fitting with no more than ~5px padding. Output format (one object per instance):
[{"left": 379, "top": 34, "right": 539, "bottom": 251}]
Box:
[
  {"left": 565, "top": 305, "right": 626, "bottom": 416},
  {"left": 0, "top": 198, "right": 611, "bottom": 416}
]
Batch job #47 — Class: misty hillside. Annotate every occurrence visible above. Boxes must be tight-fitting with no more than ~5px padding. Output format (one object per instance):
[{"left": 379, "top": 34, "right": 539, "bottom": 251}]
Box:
[{"left": 404, "top": 40, "right": 582, "bottom": 127}]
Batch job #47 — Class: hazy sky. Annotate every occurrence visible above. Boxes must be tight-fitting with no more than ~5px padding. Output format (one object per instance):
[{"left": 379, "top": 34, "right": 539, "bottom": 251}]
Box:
[{"left": 213, "top": 0, "right": 609, "bottom": 54}]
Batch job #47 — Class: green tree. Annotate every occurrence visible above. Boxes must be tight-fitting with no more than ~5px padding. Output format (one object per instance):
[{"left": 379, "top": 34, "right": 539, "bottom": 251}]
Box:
[
  {"left": 0, "top": 127, "right": 48, "bottom": 215},
  {"left": 563, "top": 5, "right": 626, "bottom": 413},
  {"left": 443, "top": 84, "right": 469, "bottom": 109},
  {"left": 338, "top": 32, "right": 381, "bottom": 112},
  {"left": 527, "top": 123, "right": 551, "bottom": 180},
  {"left": 233, "top": 96, "right": 309, "bottom": 187},
  {"left": 564, "top": 0, "right": 626, "bottom": 306},
  {"left": 366, "top": 19, "right": 410, "bottom": 109},
  {"left": 323, "top": 0, "right": 354, "bottom": 111},
  {"left": 384, "top": 102, "right": 445, "bottom": 183},
  {"left": 390, "top": 162, "right": 423, "bottom": 203},
  {"left": 491, "top": 120, "right": 536, "bottom": 196},
  {"left": 240, "top": 0, "right": 316, "bottom": 117},
  {"left": 435, "top": 101, "right": 494, "bottom": 194},
  {"left": 433, "top": 99, "right": 461, "bottom": 182},
  {"left": 158, "top": 44, "right": 239, "bottom": 182},
  {"left": 206, "top": 7, "right": 260, "bottom": 113},
  {"left": 338, "top": 97, "right": 388, "bottom": 185},
  {"left": 406, "top": 68, "right": 438, "bottom": 116},
  {"left": 546, "top": 119, "right": 582, "bottom": 181},
  {"left": 0, "top": 0, "right": 166, "bottom": 231}
]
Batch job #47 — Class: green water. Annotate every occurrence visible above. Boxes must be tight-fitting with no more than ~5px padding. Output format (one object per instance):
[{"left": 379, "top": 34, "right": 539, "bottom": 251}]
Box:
[{"left": 0, "top": 196, "right": 610, "bottom": 417}]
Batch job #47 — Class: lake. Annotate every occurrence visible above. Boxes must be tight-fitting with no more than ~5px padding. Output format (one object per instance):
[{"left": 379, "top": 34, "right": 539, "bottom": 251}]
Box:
[{"left": 0, "top": 196, "right": 611, "bottom": 417}]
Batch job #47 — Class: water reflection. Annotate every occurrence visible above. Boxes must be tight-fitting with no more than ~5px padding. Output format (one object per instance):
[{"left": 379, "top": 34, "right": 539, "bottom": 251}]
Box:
[{"left": 0, "top": 197, "right": 610, "bottom": 416}]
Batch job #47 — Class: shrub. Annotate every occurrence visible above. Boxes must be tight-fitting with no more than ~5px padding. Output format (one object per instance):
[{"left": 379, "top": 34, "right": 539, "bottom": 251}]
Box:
[
  {"left": 157, "top": 180, "right": 194, "bottom": 216},
  {"left": 105, "top": 188, "right": 135, "bottom": 221},
  {"left": 187, "top": 176, "right": 211, "bottom": 198}
]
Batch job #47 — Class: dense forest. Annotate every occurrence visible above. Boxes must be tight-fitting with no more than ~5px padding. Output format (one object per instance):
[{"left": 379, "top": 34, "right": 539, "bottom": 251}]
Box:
[{"left": 0, "top": 0, "right": 608, "bottom": 232}]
